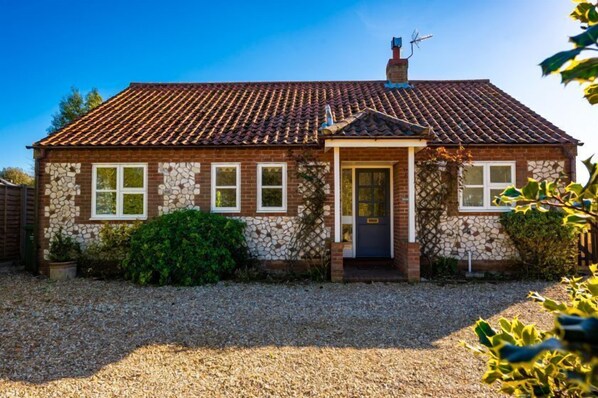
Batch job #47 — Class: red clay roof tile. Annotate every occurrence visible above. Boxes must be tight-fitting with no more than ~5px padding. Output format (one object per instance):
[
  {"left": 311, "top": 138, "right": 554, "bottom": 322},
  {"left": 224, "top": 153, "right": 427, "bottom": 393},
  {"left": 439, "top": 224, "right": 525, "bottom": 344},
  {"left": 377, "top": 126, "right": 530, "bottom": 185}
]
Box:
[{"left": 35, "top": 80, "right": 578, "bottom": 147}]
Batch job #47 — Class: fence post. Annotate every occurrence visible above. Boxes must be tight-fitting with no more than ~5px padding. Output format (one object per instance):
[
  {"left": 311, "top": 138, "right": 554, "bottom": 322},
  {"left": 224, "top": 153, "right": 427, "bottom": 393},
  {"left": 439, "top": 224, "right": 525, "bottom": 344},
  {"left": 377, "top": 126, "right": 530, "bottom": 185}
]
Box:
[
  {"left": 20, "top": 185, "right": 28, "bottom": 263},
  {"left": 2, "top": 184, "right": 6, "bottom": 260}
]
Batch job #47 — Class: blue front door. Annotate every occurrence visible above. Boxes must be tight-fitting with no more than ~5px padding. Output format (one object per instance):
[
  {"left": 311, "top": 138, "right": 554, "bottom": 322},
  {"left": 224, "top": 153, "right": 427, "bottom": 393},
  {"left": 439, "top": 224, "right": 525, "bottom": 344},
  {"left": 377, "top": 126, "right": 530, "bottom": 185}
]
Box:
[{"left": 355, "top": 168, "right": 391, "bottom": 257}]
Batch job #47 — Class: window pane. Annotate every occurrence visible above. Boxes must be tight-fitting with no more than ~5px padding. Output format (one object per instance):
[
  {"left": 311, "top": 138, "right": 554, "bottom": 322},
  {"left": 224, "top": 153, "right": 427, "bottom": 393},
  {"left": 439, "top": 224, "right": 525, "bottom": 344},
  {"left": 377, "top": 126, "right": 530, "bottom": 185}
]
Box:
[
  {"left": 463, "top": 166, "right": 483, "bottom": 185},
  {"left": 372, "top": 202, "right": 386, "bottom": 217},
  {"left": 462, "top": 187, "right": 484, "bottom": 207},
  {"left": 123, "top": 167, "right": 144, "bottom": 188},
  {"left": 215, "top": 167, "right": 237, "bottom": 186},
  {"left": 374, "top": 186, "right": 386, "bottom": 202},
  {"left": 358, "top": 172, "right": 371, "bottom": 186},
  {"left": 96, "top": 192, "right": 116, "bottom": 215},
  {"left": 215, "top": 188, "right": 237, "bottom": 208},
  {"left": 358, "top": 203, "right": 372, "bottom": 217},
  {"left": 373, "top": 171, "right": 385, "bottom": 185},
  {"left": 358, "top": 187, "right": 372, "bottom": 202},
  {"left": 96, "top": 167, "right": 117, "bottom": 190},
  {"left": 490, "top": 189, "right": 508, "bottom": 206},
  {"left": 123, "top": 193, "right": 144, "bottom": 215},
  {"left": 342, "top": 224, "right": 353, "bottom": 242},
  {"left": 261, "top": 166, "right": 283, "bottom": 186},
  {"left": 262, "top": 188, "right": 283, "bottom": 208},
  {"left": 342, "top": 169, "right": 352, "bottom": 216},
  {"left": 490, "top": 165, "right": 512, "bottom": 183}
]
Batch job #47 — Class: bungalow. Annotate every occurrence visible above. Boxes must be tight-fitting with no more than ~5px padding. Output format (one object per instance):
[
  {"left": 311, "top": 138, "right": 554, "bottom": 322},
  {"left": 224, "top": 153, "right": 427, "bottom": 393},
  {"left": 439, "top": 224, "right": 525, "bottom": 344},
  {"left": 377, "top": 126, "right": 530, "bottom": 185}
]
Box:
[{"left": 31, "top": 37, "right": 579, "bottom": 282}]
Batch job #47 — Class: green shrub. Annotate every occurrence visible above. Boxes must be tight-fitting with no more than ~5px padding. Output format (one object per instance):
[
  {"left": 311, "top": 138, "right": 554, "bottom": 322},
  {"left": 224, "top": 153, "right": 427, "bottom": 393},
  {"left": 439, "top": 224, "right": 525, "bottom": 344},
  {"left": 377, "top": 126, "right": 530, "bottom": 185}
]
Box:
[
  {"left": 48, "top": 229, "right": 80, "bottom": 262},
  {"left": 78, "top": 223, "right": 138, "bottom": 279},
  {"left": 123, "top": 209, "right": 249, "bottom": 286},
  {"left": 432, "top": 256, "right": 459, "bottom": 278},
  {"left": 500, "top": 209, "right": 578, "bottom": 280}
]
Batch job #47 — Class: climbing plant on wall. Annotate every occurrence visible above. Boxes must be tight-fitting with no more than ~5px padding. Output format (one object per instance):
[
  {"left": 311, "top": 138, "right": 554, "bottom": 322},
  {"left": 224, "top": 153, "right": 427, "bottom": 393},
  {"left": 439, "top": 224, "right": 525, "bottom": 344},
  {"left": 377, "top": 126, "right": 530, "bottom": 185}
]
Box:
[
  {"left": 415, "top": 147, "right": 472, "bottom": 268},
  {"left": 288, "top": 150, "right": 330, "bottom": 273}
]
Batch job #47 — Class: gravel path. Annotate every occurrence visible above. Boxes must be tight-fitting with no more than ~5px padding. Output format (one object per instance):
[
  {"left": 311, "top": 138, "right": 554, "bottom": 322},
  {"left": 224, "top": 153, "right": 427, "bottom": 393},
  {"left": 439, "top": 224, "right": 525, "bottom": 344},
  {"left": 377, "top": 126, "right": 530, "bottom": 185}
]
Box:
[{"left": 0, "top": 273, "right": 564, "bottom": 397}]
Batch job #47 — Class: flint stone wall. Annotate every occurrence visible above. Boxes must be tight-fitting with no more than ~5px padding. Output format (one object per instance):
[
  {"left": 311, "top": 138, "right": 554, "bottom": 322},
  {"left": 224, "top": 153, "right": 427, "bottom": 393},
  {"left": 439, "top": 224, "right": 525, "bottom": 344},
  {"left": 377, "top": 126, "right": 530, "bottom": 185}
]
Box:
[
  {"left": 158, "top": 162, "right": 201, "bottom": 214},
  {"left": 43, "top": 161, "right": 331, "bottom": 261}
]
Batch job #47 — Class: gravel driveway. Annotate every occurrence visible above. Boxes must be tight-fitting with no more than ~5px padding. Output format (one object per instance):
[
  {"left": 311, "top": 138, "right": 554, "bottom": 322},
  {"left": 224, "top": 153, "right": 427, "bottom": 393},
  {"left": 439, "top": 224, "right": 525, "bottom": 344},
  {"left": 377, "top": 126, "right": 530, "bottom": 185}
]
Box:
[{"left": 0, "top": 273, "right": 564, "bottom": 397}]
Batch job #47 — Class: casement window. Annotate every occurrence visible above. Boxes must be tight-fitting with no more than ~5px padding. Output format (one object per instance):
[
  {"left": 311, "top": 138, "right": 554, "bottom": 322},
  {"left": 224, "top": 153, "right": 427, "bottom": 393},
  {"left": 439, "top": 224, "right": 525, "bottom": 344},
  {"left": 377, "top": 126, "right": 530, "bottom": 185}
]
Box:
[
  {"left": 257, "top": 163, "right": 287, "bottom": 212},
  {"left": 460, "top": 162, "right": 515, "bottom": 211},
  {"left": 92, "top": 164, "right": 147, "bottom": 219},
  {"left": 211, "top": 163, "right": 241, "bottom": 212}
]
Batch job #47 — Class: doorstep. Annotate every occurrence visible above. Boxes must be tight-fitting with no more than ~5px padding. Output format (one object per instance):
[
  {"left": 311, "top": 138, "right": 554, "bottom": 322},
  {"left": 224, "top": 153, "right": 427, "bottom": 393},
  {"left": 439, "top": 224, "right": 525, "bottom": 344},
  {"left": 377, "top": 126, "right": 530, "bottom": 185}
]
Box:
[{"left": 343, "top": 258, "right": 406, "bottom": 282}]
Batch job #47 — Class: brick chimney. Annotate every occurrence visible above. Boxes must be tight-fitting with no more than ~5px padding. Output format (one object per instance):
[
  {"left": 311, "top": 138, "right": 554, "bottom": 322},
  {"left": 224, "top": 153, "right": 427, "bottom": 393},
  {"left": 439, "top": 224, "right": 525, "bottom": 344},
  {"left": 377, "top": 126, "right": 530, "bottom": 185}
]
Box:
[{"left": 386, "top": 37, "right": 408, "bottom": 85}]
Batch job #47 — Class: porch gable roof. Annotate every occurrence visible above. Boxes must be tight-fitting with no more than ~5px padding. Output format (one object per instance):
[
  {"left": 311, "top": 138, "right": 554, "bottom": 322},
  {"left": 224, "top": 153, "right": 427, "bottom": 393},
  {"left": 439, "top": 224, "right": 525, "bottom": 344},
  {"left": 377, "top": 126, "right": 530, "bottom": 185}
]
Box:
[{"left": 319, "top": 108, "right": 432, "bottom": 140}]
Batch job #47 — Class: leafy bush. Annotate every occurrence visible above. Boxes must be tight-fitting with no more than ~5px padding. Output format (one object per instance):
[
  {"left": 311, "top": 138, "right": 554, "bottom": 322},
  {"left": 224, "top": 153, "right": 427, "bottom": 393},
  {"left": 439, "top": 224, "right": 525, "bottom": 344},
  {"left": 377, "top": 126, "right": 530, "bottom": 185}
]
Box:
[
  {"left": 432, "top": 256, "right": 459, "bottom": 278},
  {"left": 463, "top": 265, "right": 598, "bottom": 397},
  {"left": 123, "top": 209, "right": 249, "bottom": 286},
  {"left": 500, "top": 210, "right": 578, "bottom": 280},
  {"left": 48, "top": 229, "right": 80, "bottom": 262},
  {"left": 78, "top": 223, "right": 138, "bottom": 279}
]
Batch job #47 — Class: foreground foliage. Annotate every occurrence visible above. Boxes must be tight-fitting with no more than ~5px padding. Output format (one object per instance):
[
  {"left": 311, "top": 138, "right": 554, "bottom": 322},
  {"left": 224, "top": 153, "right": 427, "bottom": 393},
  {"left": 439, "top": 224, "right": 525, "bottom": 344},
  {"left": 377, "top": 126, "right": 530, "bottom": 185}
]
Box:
[
  {"left": 464, "top": 265, "right": 598, "bottom": 396},
  {"left": 540, "top": 1, "right": 598, "bottom": 105},
  {"left": 123, "top": 210, "right": 249, "bottom": 286},
  {"left": 497, "top": 157, "right": 597, "bottom": 231},
  {"left": 500, "top": 210, "right": 578, "bottom": 280}
]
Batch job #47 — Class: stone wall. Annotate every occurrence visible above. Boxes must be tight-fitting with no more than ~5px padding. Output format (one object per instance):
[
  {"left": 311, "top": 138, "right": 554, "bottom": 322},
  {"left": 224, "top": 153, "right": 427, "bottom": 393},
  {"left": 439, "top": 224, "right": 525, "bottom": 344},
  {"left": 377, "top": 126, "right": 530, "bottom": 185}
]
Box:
[
  {"left": 158, "top": 162, "right": 201, "bottom": 214},
  {"left": 42, "top": 160, "right": 331, "bottom": 263},
  {"left": 42, "top": 163, "right": 101, "bottom": 258},
  {"left": 413, "top": 162, "right": 517, "bottom": 261},
  {"left": 437, "top": 215, "right": 517, "bottom": 261},
  {"left": 415, "top": 159, "right": 568, "bottom": 263},
  {"left": 238, "top": 216, "right": 297, "bottom": 260},
  {"left": 527, "top": 160, "right": 565, "bottom": 181},
  {"left": 238, "top": 162, "right": 332, "bottom": 261}
]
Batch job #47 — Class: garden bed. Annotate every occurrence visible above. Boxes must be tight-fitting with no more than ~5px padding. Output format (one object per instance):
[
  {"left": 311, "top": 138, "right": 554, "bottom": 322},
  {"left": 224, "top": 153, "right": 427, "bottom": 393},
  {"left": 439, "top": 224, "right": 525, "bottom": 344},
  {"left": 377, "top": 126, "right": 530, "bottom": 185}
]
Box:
[{"left": 0, "top": 272, "right": 564, "bottom": 397}]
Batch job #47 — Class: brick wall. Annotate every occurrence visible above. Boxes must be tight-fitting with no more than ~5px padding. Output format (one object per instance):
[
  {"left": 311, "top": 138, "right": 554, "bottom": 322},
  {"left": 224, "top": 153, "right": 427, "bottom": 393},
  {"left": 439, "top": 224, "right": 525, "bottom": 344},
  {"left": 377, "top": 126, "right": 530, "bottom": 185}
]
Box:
[
  {"left": 429, "top": 145, "right": 576, "bottom": 217},
  {"left": 415, "top": 144, "right": 576, "bottom": 268},
  {"left": 36, "top": 147, "right": 334, "bottom": 273},
  {"left": 35, "top": 144, "right": 575, "bottom": 277}
]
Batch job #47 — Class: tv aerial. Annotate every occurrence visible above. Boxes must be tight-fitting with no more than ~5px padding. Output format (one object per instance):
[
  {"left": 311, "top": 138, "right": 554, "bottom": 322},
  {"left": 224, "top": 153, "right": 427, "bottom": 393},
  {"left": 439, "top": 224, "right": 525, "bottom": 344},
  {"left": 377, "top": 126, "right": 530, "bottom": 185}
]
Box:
[{"left": 406, "top": 30, "right": 433, "bottom": 59}]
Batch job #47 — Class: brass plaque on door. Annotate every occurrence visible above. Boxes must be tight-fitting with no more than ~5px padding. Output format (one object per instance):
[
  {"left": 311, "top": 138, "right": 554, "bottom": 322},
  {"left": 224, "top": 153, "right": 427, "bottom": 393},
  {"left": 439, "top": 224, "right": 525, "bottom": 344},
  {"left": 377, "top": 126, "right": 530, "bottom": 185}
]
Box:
[{"left": 366, "top": 218, "right": 379, "bottom": 224}]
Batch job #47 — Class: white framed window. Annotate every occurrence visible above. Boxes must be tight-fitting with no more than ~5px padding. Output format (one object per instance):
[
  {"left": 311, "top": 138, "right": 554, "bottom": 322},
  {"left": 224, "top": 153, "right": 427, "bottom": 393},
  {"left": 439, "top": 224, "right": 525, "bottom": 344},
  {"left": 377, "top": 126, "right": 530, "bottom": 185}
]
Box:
[
  {"left": 460, "top": 161, "right": 515, "bottom": 211},
  {"left": 257, "top": 163, "right": 287, "bottom": 212},
  {"left": 211, "top": 163, "right": 241, "bottom": 212},
  {"left": 92, "top": 164, "right": 147, "bottom": 220}
]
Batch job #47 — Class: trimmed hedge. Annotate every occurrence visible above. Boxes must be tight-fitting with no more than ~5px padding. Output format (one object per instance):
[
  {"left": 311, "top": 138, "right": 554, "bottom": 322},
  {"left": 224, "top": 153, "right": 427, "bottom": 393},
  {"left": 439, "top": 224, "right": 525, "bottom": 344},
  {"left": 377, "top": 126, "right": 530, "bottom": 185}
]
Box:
[
  {"left": 123, "top": 209, "right": 249, "bottom": 286},
  {"left": 500, "top": 209, "right": 578, "bottom": 280}
]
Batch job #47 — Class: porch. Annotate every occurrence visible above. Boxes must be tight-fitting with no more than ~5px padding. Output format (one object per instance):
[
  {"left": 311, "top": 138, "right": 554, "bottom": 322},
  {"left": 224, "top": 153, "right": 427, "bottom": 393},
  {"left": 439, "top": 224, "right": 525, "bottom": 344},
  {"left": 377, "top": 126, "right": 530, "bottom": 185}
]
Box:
[{"left": 321, "top": 110, "right": 430, "bottom": 282}]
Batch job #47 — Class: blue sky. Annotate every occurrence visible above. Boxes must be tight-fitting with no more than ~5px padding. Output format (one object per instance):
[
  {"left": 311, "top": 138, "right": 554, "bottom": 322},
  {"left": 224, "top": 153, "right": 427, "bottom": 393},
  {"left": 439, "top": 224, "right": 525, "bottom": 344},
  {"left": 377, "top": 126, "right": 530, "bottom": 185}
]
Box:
[{"left": 0, "top": 0, "right": 595, "bottom": 180}]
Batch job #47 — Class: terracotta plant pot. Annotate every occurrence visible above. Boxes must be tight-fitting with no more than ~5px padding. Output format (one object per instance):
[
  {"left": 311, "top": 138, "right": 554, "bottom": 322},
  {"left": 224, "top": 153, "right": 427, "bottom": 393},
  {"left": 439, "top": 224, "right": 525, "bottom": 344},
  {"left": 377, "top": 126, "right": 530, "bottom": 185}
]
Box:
[{"left": 49, "top": 261, "right": 77, "bottom": 281}]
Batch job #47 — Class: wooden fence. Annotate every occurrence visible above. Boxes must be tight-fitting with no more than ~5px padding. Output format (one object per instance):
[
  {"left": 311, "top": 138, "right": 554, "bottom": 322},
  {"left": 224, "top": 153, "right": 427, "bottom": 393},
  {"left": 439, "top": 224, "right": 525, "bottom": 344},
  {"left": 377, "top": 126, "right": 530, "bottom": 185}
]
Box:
[
  {"left": 578, "top": 227, "right": 598, "bottom": 268},
  {"left": 0, "top": 182, "right": 35, "bottom": 264}
]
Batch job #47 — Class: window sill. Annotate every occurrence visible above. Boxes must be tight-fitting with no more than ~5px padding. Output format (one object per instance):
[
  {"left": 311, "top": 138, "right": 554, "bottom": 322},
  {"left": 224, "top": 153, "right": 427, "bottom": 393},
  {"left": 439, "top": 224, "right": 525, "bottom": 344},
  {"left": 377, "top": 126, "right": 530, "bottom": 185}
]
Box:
[
  {"left": 211, "top": 209, "right": 241, "bottom": 214},
  {"left": 89, "top": 216, "right": 147, "bottom": 221},
  {"left": 256, "top": 209, "right": 287, "bottom": 214},
  {"left": 458, "top": 207, "right": 512, "bottom": 213}
]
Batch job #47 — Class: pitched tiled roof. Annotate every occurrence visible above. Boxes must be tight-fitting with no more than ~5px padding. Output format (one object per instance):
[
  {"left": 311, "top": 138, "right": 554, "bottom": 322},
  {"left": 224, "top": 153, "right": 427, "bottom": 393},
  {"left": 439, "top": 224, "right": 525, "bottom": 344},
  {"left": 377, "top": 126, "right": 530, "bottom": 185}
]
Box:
[
  {"left": 35, "top": 80, "right": 578, "bottom": 147},
  {"left": 320, "top": 108, "right": 431, "bottom": 139}
]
